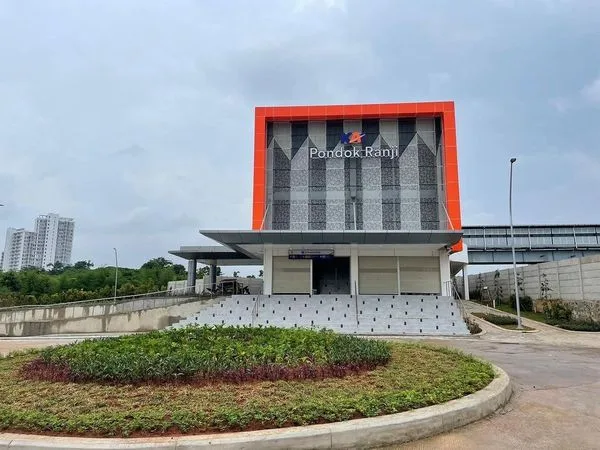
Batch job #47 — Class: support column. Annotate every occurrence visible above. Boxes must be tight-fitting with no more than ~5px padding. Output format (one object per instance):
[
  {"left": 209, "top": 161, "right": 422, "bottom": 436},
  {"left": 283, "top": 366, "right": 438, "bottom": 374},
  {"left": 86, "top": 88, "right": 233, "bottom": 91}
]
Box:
[
  {"left": 186, "top": 259, "right": 197, "bottom": 294},
  {"left": 208, "top": 260, "right": 217, "bottom": 292},
  {"left": 463, "top": 266, "right": 470, "bottom": 300},
  {"left": 396, "top": 256, "right": 401, "bottom": 295},
  {"left": 350, "top": 244, "right": 359, "bottom": 295},
  {"left": 439, "top": 250, "right": 451, "bottom": 296},
  {"left": 263, "top": 245, "right": 273, "bottom": 295}
]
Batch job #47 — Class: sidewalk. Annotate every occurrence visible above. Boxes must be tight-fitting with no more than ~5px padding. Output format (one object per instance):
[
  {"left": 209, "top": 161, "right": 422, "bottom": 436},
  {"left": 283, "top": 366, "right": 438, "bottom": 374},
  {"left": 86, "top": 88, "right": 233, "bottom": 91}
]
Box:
[{"left": 464, "top": 300, "right": 600, "bottom": 348}]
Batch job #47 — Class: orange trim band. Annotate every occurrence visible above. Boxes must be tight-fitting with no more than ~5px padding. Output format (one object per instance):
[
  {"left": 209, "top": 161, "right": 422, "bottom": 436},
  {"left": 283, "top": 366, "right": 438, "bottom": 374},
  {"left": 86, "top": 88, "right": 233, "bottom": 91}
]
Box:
[{"left": 251, "top": 102, "right": 462, "bottom": 250}]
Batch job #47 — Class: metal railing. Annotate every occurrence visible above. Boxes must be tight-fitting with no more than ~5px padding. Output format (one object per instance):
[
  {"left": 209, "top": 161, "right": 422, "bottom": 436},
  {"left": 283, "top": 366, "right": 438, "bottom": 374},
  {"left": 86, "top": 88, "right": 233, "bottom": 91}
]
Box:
[
  {"left": 0, "top": 285, "right": 198, "bottom": 312},
  {"left": 251, "top": 295, "right": 260, "bottom": 326},
  {"left": 354, "top": 282, "right": 359, "bottom": 326},
  {"left": 446, "top": 280, "right": 468, "bottom": 320}
]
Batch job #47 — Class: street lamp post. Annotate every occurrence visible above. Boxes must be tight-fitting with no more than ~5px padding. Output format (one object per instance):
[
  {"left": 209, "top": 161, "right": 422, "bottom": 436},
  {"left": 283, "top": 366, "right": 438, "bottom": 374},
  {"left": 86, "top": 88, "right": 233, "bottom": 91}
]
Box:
[
  {"left": 113, "top": 248, "right": 119, "bottom": 302},
  {"left": 509, "top": 158, "right": 523, "bottom": 329}
]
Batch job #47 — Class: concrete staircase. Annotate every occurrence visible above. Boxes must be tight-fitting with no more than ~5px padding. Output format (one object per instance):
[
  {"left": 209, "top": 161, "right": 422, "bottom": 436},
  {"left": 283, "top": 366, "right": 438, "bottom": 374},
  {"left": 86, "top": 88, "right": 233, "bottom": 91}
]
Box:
[{"left": 171, "top": 294, "right": 469, "bottom": 336}]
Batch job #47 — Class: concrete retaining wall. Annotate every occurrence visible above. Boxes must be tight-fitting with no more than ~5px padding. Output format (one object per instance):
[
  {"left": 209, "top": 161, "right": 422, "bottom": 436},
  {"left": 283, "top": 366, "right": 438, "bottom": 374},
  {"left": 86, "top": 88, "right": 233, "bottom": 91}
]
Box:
[
  {"left": 457, "top": 255, "right": 600, "bottom": 322},
  {"left": 0, "top": 296, "right": 212, "bottom": 337}
]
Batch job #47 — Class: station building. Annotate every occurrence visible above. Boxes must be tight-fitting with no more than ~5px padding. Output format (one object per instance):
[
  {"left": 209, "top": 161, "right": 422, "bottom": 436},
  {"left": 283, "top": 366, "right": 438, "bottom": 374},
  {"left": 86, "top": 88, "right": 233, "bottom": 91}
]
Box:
[{"left": 171, "top": 102, "right": 468, "bottom": 335}]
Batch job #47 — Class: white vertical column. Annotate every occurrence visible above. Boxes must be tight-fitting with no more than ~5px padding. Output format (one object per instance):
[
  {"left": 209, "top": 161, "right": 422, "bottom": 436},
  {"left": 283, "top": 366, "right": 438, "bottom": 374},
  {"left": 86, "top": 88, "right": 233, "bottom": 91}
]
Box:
[
  {"left": 350, "top": 244, "right": 359, "bottom": 295},
  {"left": 309, "top": 259, "right": 314, "bottom": 294},
  {"left": 463, "top": 266, "right": 470, "bottom": 300},
  {"left": 396, "top": 256, "right": 401, "bottom": 295},
  {"left": 439, "top": 250, "right": 451, "bottom": 296},
  {"left": 263, "top": 245, "right": 273, "bottom": 295}
]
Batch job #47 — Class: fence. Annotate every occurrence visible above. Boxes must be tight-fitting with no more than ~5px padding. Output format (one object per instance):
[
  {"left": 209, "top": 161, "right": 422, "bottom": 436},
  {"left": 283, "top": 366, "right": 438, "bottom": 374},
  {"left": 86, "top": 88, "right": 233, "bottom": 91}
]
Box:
[{"left": 457, "top": 254, "right": 600, "bottom": 321}]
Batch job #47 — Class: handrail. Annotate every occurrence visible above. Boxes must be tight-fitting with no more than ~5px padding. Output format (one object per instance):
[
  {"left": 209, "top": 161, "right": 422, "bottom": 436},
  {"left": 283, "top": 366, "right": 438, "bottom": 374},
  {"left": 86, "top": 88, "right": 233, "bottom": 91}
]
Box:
[
  {"left": 354, "top": 283, "right": 359, "bottom": 326},
  {"left": 251, "top": 295, "right": 260, "bottom": 326},
  {"left": 0, "top": 278, "right": 259, "bottom": 313},
  {"left": 446, "top": 280, "right": 468, "bottom": 320},
  {"left": 0, "top": 285, "right": 197, "bottom": 312}
]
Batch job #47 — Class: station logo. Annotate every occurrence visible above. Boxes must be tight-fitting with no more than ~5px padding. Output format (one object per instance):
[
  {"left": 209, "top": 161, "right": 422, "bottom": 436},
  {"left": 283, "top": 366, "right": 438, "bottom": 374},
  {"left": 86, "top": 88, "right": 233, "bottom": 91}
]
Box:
[
  {"left": 340, "top": 131, "right": 365, "bottom": 144},
  {"left": 309, "top": 130, "right": 400, "bottom": 159}
]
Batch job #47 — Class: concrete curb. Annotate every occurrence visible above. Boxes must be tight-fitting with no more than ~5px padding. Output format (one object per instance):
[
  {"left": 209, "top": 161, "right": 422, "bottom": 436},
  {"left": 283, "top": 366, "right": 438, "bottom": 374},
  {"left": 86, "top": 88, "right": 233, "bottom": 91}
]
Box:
[{"left": 0, "top": 365, "right": 511, "bottom": 450}]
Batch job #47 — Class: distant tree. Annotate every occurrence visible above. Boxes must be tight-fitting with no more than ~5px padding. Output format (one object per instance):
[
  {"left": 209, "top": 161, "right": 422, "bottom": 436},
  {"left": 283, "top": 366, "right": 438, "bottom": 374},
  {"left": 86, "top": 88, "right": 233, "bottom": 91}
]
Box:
[
  {"left": 140, "top": 257, "right": 173, "bottom": 270},
  {"left": 0, "top": 271, "right": 20, "bottom": 291},
  {"left": 259, "top": 269, "right": 264, "bottom": 278},
  {"left": 197, "top": 265, "right": 222, "bottom": 278},
  {"left": 73, "top": 260, "right": 94, "bottom": 270},
  {"left": 247, "top": 274, "right": 256, "bottom": 278},
  {"left": 47, "top": 261, "right": 67, "bottom": 275},
  {"left": 172, "top": 264, "right": 186, "bottom": 277},
  {"left": 233, "top": 271, "right": 240, "bottom": 278}
]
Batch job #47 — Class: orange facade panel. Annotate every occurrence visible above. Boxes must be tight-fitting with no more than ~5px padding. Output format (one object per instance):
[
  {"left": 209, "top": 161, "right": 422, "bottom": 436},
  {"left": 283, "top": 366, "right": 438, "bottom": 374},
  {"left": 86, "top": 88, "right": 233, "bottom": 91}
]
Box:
[{"left": 252, "top": 102, "right": 462, "bottom": 248}]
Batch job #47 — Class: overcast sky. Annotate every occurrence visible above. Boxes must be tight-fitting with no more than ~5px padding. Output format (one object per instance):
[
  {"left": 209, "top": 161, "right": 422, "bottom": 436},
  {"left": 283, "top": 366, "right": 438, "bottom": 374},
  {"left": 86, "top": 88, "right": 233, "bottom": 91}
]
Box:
[{"left": 1, "top": 0, "right": 599, "bottom": 271}]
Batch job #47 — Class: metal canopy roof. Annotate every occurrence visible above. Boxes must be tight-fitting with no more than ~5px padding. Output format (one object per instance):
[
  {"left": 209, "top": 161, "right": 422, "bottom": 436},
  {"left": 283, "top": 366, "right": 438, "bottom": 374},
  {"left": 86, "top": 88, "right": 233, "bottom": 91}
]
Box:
[
  {"left": 168, "top": 246, "right": 261, "bottom": 265},
  {"left": 199, "top": 230, "right": 463, "bottom": 246}
]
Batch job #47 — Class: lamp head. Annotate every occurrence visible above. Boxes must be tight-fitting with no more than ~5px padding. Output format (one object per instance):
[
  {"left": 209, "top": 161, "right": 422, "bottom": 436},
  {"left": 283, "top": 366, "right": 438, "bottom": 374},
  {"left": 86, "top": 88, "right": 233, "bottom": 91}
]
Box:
[{"left": 510, "top": 157, "right": 517, "bottom": 163}]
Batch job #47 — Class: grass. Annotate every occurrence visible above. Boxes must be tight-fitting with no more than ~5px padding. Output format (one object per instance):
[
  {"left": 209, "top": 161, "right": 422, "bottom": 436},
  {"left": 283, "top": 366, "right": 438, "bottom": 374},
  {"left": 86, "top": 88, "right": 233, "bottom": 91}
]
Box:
[
  {"left": 495, "top": 304, "right": 547, "bottom": 322},
  {"left": 22, "top": 326, "right": 391, "bottom": 384},
  {"left": 495, "top": 304, "right": 600, "bottom": 332},
  {"left": 0, "top": 342, "right": 495, "bottom": 437}
]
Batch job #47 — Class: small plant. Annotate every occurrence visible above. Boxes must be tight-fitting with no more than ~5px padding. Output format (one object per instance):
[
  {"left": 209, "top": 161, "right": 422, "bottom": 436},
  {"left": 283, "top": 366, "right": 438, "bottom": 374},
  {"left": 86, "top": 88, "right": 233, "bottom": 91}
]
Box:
[
  {"left": 543, "top": 300, "right": 572, "bottom": 322},
  {"left": 516, "top": 273, "right": 524, "bottom": 295},
  {"left": 465, "top": 317, "right": 482, "bottom": 334},
  {"left": 540, "top": 273, "right": 552, "bottom": 300},
  {"left": 510, "top": 294, "right": 533, "bottom": 312},
  {"left": 493, "top": 270, "right": 503, "bottom": 304},
  {"left": 475, "top": 274, "right": 484, "bottom": 300}
]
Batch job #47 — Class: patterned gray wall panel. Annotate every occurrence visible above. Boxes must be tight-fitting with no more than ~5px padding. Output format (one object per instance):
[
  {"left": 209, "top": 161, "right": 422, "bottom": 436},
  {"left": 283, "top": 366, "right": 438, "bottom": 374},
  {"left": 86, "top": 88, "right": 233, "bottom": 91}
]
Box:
[{"left": 264, "top": 118, "right": 444, "bottom": 231}]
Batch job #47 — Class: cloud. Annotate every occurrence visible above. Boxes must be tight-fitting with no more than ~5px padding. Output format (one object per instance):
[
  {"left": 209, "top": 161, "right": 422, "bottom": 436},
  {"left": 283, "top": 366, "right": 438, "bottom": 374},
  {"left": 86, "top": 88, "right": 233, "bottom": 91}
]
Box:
[
  {"left": 581, "top": 76, "right": 600, "bottom": 105},
  {"left": 293, "top": 0, "right": 347, "bottom": 13},
  {"left": 548, "top": 97, "right": 573, "bottom": 113},
  {"left": 1, "top": 0, "right": 600, "bottom": 270}
]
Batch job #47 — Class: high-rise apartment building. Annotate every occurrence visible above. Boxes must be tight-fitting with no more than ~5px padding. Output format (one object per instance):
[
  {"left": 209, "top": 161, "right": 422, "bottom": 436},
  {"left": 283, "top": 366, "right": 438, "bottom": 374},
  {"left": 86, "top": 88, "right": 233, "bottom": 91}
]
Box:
[
  {"left": 34, "top": 213, "right": 75, "bottom": 269},
  {"left": 1, "top": 213, "right": 75, "bottom": 272},
  {"left": 1, "top": 228, "right": 37, "bottom": 271}
]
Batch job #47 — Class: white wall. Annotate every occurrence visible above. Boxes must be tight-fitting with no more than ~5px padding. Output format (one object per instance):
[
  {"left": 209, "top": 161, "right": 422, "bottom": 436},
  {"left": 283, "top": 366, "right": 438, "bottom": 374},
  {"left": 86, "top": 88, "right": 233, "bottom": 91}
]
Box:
[{"left": 457, "top": 255, "right": 600, "bottom": 321}]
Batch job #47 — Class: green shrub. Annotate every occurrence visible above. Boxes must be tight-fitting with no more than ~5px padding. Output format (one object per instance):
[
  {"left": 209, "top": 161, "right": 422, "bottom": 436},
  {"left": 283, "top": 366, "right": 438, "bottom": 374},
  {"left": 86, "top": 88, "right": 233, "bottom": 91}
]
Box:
[
  {"left": 543, "top": 300, "right": 572, "bottom": 322},
  {"left": 23, "top": 326, "right": 392, "bottom": 384},
  {"left": 465, "top": 318, "right": 482, "bottom": 334},
  {"left": 510, "top": 294, "right": 533, "bottom": 312},
  {"left": 553, "top": 321, "right": 600, "bottom": 332},
  {"left": 474, "top": 313, "right": 517, "bottom": 326}
]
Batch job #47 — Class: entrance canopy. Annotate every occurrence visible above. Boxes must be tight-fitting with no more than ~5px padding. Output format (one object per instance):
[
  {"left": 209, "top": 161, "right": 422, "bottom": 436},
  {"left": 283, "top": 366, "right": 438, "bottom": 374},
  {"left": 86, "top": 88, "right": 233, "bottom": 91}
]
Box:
[
  {"left": 169, "top": 230, "right": 462, "bottom": 265},
  {"left": 168, "top": 245, "right": 261, "bottom": 266}
]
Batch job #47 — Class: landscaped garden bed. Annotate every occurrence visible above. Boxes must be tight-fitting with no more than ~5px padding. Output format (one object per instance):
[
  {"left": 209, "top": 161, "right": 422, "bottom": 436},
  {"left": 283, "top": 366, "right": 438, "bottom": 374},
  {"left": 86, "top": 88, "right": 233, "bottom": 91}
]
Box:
[
  {"left": 0, "top": 326, "right": 495, "bottom": 437},
  {"left": 496, "top": 304, "right": 600, "bottom": 332},
  {"left": 472, "top": 312, "right": 535, "bottom": 331}
]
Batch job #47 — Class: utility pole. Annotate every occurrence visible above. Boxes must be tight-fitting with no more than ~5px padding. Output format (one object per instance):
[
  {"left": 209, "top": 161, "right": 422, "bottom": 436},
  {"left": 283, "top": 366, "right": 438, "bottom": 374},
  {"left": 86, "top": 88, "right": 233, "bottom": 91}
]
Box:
[
  {"left": 509, "top": 158, "right": 523, "bottom": 329},
  {"left": 113, "top": 247, "right": 119, "bottom": 302}
]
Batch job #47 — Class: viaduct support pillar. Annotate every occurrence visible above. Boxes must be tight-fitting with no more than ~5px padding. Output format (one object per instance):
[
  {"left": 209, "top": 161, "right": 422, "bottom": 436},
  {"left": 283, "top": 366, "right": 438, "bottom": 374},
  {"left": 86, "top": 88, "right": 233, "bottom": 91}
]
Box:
[{"left": 187, "top": 260, "right": 197, "bottom": 294}]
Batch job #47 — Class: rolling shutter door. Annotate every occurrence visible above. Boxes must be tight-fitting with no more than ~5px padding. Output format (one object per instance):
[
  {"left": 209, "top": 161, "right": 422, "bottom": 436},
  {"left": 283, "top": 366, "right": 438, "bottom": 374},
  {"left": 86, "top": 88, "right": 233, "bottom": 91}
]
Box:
[
  {"left": 398, "top": 256, "right": 440, "bottom": 294},
  {"left": 272, "top": 257, "right": 311, "bottom": 294},
  {"left": 359, "top": 256, "right": 398, "bottom": 294}
]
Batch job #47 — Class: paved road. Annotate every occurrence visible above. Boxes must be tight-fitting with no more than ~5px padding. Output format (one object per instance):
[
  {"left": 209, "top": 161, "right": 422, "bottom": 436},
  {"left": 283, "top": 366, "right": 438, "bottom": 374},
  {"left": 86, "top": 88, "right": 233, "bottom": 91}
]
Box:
[
  {"left": 1, "top": 307, "right": 599, "bottom": 449},
  {"left": 390, "top": 301, "right": 600, "bottom": 450}
]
